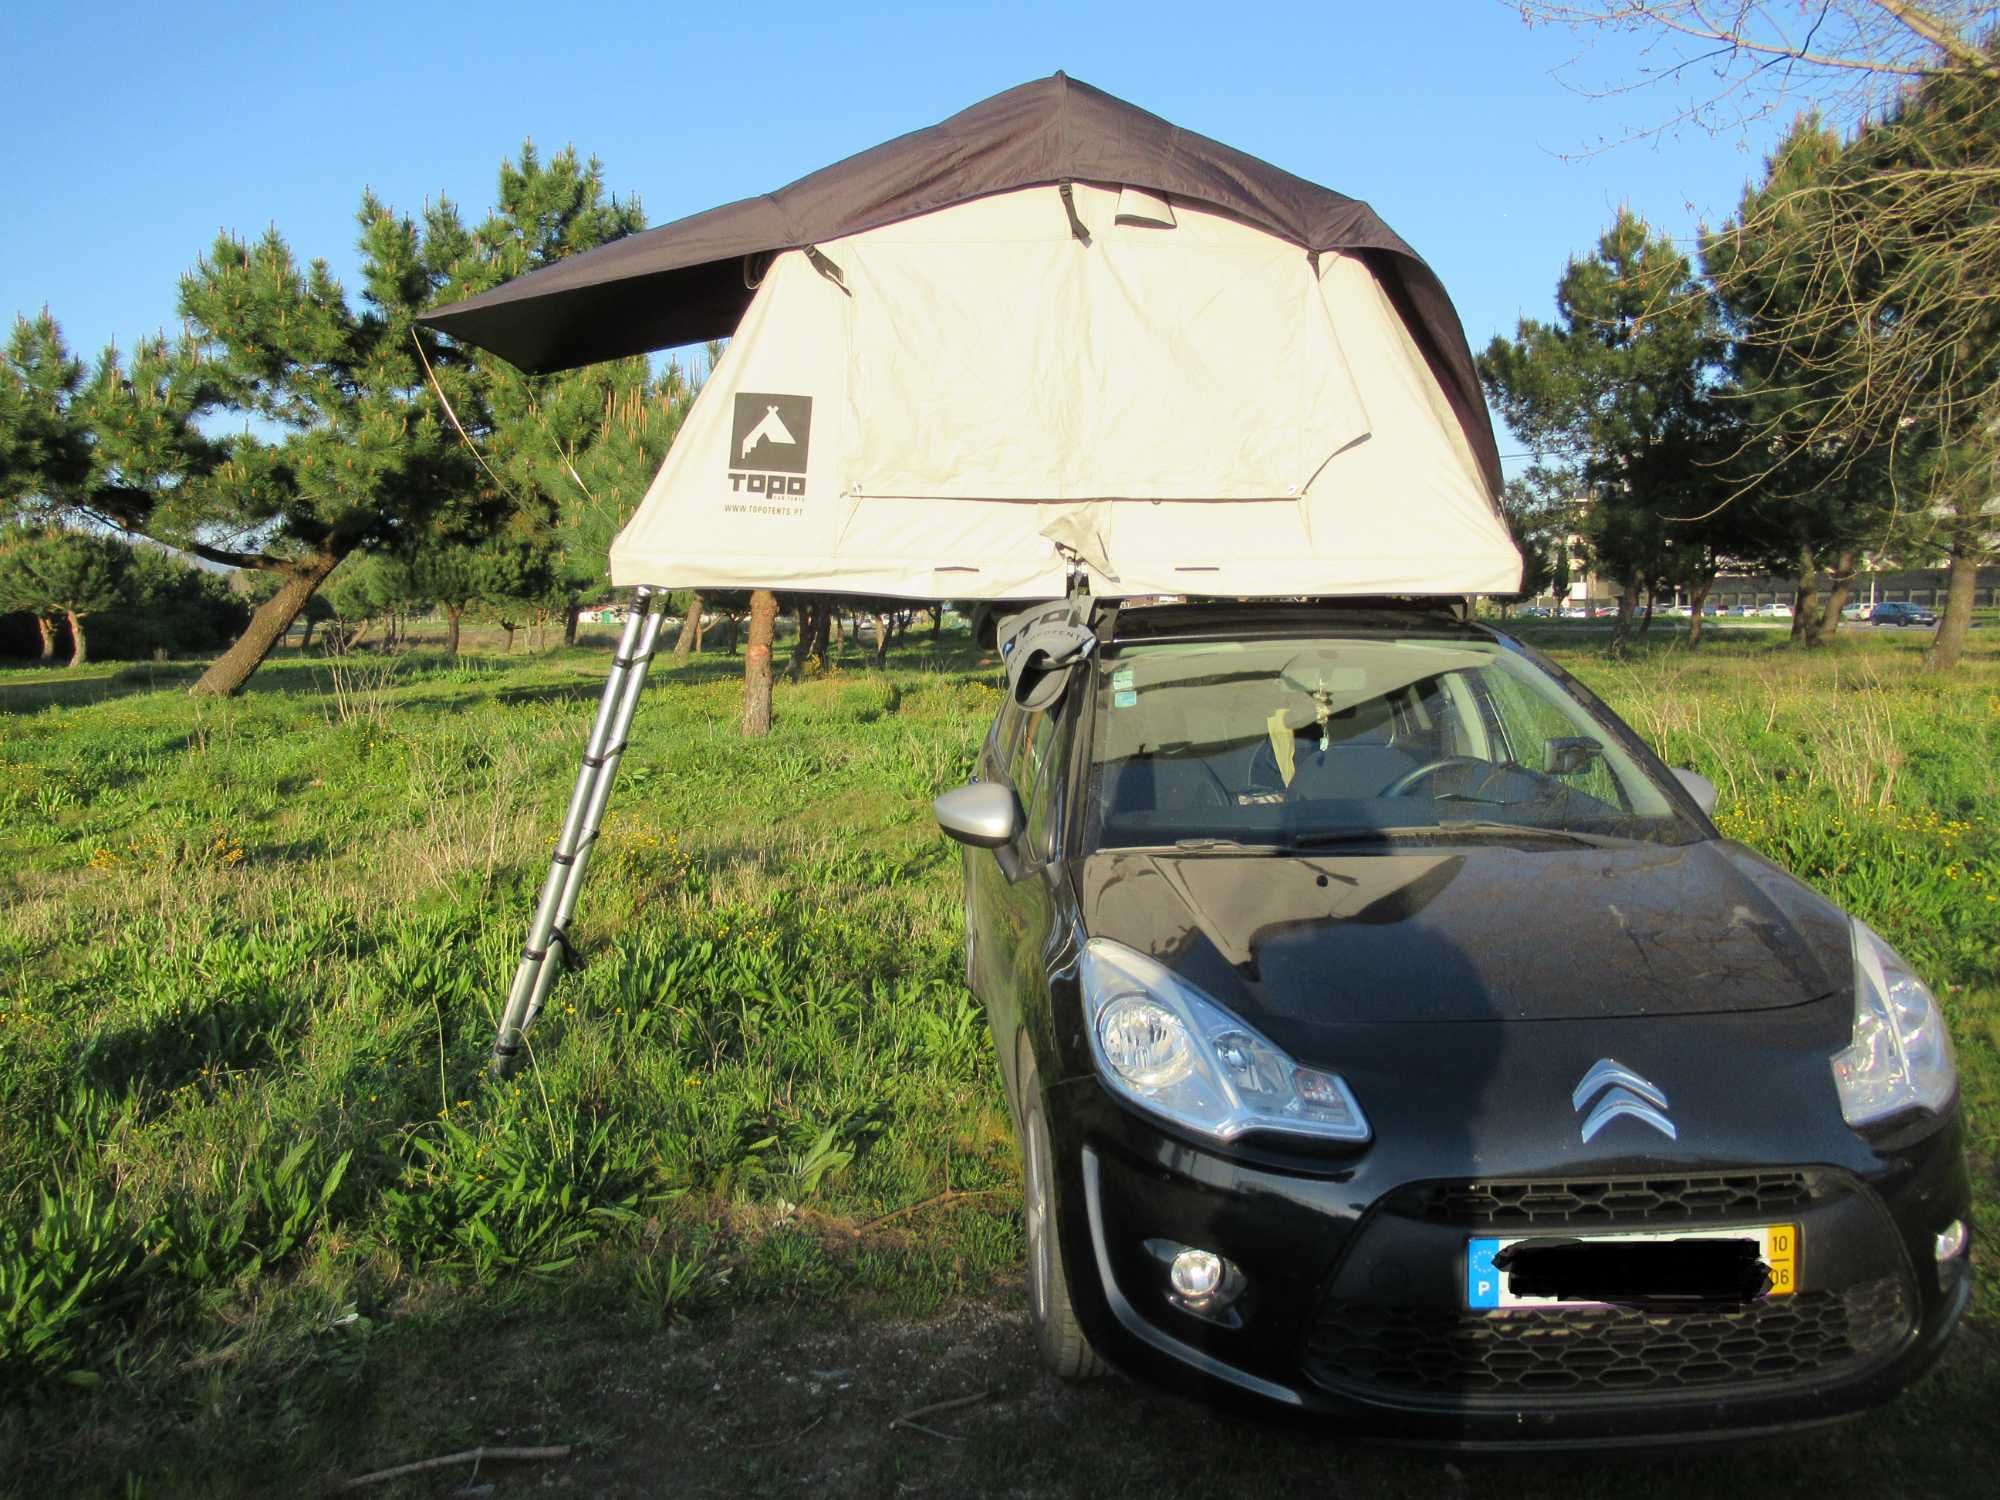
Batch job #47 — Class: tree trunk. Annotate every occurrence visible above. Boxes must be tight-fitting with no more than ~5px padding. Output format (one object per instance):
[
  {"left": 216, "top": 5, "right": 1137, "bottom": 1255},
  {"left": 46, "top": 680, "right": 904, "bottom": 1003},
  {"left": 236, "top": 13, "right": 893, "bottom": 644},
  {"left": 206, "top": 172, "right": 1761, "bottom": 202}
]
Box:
[
  {"left": 742, "top": 589, "right": 778, "bottom": 737},
  {"left": 871, "top": 614, "right": 891, "bottom": 667},
  {"left": 65, "top": 611, "right": 89, "bottom": 668},
  {"left": 445, "top": 603, "right": 464, "bottom": 657},
  {"left": 828, "top": 609, "right": 843, "bottom": 649},
  {"left": 786, "top": 596, "right": 815, "bottom": 681},
  {"left": 1607, "top": 578, "right": 1639, "bottom": 653},
  {"left": 723, "top": 612, "right": 740, "bottom": 654},
  {"left": 34, "top": 615, "right": 55, "bottom": 661},
  {"left": 502, "top": 620, "right": 516, "bottom": 653},
  {"left": 341, "top": 618, "right": 372, "bottom": 652},
  {"left": 1790, "top": 546, "right": 1816, "bottom": 643},
  {"left": 673, "top": 593, "right": 704, "bottom": 658},
  {"left": 810, "top": 599, "right": 831, "bottom": 672},
  {"left": 1926, "top": 531, "right": 1982, "bottom": 671},
  {"left": 1808, "top": 550, "right": 1856, "bottom": 646},
  {"left": 1686, "top": 572, "right": 1715, "bottom": 648},
  {"left": 563, "top": 599, "right": 580, "bottom": 648},
  {"left": 299, "top": 616, "right": 316, "bottom": 650},
  {"left": 932, "top": 604, "right": 944, "bottom": 641},
  {"left": 190, "top": 553, "right": 345, "bottom": 697},
  {"left": 1637, "top": 583, "right": 1656, "bottom": 641}
]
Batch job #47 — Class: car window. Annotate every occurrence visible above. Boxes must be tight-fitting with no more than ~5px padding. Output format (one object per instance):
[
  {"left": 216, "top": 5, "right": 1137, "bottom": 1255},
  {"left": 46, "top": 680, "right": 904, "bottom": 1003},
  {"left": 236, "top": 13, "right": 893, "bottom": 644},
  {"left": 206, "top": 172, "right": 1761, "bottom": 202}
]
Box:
[
  {"left": 1009, "top": 702, "right": 1065, "bottom": 860},
  {"left": 985, "top": 699, "right": 1026, "bottom": 779},
  {"left": 1088, "top": 635, "right": 1692, "bottom": 849},
  {"left": 1476, "top": 666, "right": 1630, "bottom": 812}
]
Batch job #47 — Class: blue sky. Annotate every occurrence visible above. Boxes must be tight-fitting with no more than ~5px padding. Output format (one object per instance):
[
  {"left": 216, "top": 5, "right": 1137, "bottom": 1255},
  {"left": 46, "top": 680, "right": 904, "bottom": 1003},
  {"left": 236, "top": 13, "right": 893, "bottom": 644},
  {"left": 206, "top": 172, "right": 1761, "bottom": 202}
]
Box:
[{"left": 3, "top": 1, "right": 1792, "bottom": 474}]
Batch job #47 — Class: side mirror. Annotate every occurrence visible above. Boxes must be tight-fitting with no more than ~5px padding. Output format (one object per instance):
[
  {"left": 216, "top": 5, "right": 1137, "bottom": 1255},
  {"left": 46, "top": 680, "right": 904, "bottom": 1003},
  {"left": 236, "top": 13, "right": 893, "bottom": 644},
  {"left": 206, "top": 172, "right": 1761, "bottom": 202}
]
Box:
[
  {"left": 1544, "top": 735, "right": 1603, "bottom": 776},
  {"left": 934, "top": 781, "right": 1022, "bottom": 849},
  {"left": 1672, "top": 767, "right": 1719, "bottom": 818}
]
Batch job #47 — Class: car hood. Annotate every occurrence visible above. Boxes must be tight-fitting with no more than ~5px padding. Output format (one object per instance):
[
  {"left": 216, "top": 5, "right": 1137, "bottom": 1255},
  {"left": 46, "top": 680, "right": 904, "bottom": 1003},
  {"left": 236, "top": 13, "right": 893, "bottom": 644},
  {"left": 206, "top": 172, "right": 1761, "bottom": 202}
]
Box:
[{"left": 1075, "top": 839, "right": 1853, "bottom": 1027}]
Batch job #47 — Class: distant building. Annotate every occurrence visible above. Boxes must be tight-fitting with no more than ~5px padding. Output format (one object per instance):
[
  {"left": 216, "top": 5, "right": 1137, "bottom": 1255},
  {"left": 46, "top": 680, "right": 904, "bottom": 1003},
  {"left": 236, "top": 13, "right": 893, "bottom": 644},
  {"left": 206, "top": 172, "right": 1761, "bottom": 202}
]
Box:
[{"left": 1705, "top": 567, "right": 1997, "bottom": 611}]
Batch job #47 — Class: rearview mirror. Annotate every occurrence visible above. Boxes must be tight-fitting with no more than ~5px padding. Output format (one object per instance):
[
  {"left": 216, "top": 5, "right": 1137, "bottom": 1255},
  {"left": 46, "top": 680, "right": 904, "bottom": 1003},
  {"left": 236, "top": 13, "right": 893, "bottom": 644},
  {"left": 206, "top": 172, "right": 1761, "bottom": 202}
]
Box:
[
  {"left": 1672, "top": 767, "right": 1720, "bottom": 817},
  {"left": 1544, "top": 736, "right": 1603, "bottom": 776},
  {"left": 934, "top": 781, "right": 1022, "bottom": 849}
]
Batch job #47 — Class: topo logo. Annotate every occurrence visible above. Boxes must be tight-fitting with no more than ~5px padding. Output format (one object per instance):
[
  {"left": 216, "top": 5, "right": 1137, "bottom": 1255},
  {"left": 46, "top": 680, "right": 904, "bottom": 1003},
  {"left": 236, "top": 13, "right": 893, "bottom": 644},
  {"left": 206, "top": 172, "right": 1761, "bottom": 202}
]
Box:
[{"left": 729, "top": 393, "right": 812, "bottom": 495}]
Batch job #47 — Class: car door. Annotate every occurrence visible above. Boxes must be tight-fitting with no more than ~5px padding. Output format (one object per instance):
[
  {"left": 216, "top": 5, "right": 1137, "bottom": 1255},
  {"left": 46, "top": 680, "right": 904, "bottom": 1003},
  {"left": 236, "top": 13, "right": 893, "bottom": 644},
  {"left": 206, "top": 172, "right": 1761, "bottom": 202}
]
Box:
[
  {"left": 964, "top": 699, "right": 1025, "bottom": 1004},
  {"left": 977, "top": 687, "right": 1077, "bottom": 1108}
]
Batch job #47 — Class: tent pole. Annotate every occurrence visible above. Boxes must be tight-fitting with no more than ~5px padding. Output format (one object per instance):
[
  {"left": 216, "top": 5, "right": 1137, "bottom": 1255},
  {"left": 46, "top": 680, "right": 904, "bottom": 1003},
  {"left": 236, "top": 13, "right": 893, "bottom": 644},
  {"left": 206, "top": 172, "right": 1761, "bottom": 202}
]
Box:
[{"left": 490, "top": 588, "right": 663, "bottom": 1076}]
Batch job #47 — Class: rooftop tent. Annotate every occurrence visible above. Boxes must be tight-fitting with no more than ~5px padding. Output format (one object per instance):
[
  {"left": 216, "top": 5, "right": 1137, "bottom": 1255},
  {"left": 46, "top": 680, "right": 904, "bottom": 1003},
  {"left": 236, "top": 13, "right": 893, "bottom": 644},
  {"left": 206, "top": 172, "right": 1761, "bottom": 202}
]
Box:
[{"left": 423, "top": 73, "right": 1522, "bottom": 603}]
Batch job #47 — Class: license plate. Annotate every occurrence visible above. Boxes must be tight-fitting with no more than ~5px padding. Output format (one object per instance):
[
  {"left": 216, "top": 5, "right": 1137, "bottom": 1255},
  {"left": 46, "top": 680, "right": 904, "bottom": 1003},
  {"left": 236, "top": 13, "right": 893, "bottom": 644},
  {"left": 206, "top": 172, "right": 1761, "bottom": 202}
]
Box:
[{"left": 1466, "top": 1224, "right": 1797, "bottom": 1309}]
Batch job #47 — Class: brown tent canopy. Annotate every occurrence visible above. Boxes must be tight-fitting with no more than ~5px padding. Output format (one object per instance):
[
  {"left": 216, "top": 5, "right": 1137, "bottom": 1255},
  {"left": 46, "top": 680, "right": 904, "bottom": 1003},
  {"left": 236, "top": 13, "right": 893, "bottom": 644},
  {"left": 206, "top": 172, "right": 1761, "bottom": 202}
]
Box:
[{"left": 421, "top": 73, "right": 1501, "bottom": 491}]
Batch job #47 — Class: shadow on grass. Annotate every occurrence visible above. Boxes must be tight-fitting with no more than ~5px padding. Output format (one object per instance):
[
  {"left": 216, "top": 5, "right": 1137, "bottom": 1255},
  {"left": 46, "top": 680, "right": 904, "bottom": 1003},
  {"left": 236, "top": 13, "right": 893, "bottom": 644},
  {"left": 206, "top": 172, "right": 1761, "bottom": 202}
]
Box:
[
  {"left": 75, "top": 987, "right": 301, "bottom": 1103},
  {"left": 0, "top": 664, "right": 202, "bottom": 714}
]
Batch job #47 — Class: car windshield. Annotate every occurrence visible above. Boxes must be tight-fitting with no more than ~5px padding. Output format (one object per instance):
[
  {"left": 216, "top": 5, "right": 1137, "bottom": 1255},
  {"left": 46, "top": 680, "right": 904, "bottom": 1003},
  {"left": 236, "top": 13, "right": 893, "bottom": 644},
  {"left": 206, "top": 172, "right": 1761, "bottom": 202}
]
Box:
[{"left": 1087, "top": 634, "right": 1701, "bottom": 850}]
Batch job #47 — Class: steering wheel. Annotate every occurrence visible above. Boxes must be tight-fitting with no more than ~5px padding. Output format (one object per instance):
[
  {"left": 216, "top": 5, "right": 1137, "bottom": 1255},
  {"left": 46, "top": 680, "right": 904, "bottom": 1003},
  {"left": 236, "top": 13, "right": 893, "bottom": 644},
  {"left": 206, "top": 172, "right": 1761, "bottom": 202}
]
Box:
[{"left": 1380, "top": 755, "right": 1490, "bottom": 798}]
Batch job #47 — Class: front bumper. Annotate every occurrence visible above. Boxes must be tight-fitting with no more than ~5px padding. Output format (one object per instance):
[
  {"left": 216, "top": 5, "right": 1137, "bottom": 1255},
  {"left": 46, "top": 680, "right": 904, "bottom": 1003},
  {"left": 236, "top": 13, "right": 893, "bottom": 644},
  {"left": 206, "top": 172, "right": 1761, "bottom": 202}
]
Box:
[{"left": 1049, "top": 1078, "right": 1972, "bottom": 1448}]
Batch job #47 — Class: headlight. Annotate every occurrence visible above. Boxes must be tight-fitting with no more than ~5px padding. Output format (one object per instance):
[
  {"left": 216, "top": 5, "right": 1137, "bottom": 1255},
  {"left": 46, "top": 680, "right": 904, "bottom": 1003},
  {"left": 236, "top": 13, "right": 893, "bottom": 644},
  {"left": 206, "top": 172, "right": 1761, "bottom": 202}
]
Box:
[
  {"left": 1079, "top": 939, "right": 1369, "bottom": 1144},
  {"left": 1831, "top": 921, "right": 1957, "bottom": 1127}
]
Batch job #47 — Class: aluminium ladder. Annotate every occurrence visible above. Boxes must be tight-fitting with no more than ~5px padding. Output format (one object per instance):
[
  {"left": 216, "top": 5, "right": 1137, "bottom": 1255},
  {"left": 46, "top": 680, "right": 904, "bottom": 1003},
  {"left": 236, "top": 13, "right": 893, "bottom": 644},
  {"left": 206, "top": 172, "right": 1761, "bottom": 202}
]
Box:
[{"left": 490, "top": 587, "right": 664, "bottom": 1075}]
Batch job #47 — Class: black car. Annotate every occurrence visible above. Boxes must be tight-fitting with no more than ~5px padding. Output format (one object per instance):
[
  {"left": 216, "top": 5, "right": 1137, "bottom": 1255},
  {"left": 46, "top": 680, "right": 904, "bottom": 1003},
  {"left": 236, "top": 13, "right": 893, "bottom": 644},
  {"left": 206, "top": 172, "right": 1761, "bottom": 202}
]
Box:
[
  {"left": 1870, "top": 601, "right": 1938, "bottom": 627},
  {"left": 935, "top": 601, "right": 1968, "bottom": 1449}
]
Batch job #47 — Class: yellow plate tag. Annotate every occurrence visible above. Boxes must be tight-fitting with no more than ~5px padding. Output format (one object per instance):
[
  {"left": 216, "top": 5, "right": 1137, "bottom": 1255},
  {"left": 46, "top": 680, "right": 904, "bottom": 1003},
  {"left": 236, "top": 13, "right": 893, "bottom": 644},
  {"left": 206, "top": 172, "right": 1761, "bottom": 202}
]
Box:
[{"left": 1766, "top": 1223, "right": 1798, "bottom": 1296}]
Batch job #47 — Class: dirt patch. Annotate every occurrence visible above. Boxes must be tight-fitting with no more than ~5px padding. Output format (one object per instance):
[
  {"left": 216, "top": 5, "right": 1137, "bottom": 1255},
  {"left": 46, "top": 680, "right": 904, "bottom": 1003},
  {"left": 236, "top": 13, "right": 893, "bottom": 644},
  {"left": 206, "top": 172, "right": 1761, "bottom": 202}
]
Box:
[{"left": 317, "top": 1285, "right": 2000, "bottom": 1500}]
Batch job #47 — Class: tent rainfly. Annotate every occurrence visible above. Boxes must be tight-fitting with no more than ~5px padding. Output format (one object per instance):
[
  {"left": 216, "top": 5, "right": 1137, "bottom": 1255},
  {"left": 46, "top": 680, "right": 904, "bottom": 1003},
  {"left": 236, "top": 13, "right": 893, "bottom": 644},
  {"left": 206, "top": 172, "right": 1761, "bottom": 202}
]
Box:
[{"left": 421, "top": 75, "right": 1524, "bottom": 1069}]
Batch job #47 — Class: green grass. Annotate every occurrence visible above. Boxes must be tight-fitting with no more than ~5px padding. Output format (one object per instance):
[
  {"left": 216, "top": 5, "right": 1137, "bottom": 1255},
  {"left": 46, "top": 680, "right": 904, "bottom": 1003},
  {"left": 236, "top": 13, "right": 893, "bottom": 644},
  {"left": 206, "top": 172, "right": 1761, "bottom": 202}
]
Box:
[{"left": 0, "top": 622, "right": 1994, "bottom": 1495}]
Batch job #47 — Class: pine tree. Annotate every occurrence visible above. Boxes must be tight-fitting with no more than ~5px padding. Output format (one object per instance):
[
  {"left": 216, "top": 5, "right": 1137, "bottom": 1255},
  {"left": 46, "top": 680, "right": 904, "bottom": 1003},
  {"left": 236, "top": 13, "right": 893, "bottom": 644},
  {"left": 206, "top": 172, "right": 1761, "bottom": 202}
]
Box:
[
  {"left": 1480, "top": 211, "right": 1737, "bottom": 649},
  {"left": 1703, "top": 119, "right": 1903, "bottom": 645},
  {"left": 0, "top": 143, "right": 653, "bottom": 696},
  {"left": 425, "top": 146, "right": 674, "bottom": 647},
  {"left": 0, "top": 528, "right": 133, "bottom": 665}
]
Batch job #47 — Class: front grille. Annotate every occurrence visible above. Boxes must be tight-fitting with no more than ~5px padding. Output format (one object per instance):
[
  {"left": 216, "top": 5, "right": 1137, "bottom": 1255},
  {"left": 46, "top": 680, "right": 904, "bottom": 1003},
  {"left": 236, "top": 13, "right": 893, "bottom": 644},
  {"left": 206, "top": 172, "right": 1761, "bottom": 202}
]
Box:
[
  {"left": 1304, "top": 1276, "right": 1913, "bottom": 1401},
  {"left": 1416, "top": 1171, "right": 1819, "bottom": 1228}
]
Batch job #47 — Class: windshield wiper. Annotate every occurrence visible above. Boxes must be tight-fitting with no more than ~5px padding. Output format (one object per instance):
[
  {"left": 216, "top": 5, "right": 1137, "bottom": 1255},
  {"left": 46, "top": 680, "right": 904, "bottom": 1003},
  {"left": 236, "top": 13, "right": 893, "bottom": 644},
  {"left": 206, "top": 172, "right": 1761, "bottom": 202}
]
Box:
[{"left": 1290, "top": 822, "right": 1614, "bottom": 850}]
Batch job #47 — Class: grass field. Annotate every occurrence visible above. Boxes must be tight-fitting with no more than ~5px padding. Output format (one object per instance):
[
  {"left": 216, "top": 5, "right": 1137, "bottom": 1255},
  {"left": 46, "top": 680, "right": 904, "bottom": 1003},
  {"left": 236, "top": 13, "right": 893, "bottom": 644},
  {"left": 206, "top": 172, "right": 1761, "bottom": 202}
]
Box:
[{"left": 0, "top": 621, "right": 1994, "bottom": 1497}]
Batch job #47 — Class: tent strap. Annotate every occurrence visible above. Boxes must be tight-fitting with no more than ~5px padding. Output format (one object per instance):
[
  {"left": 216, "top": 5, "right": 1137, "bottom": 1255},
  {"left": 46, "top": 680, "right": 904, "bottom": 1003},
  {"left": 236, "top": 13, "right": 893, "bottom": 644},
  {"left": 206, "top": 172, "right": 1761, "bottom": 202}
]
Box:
[
  {"left": 1057, "top": 181, "right": 1092, "bottom": 245},
  {"left": 490, "top": 588, "right": 664, "bottom": 1076}
]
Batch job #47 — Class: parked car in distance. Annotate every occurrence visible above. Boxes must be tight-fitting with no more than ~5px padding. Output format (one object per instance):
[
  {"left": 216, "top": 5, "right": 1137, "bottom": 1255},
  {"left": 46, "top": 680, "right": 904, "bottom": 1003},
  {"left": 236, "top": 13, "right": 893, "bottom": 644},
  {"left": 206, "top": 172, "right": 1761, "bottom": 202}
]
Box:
[
  {"left": 1871, "top": 601, "right": 1938, "bottom": 627},
  {"left": 1758, "top": 602, "right": 1793, "bottom": 618},
  {"left": 1841, "top": 602, "right": 1873, "bottom": 621},
  {"left": 937, "top": 600, "right": 1969, "bottom": 1449}
]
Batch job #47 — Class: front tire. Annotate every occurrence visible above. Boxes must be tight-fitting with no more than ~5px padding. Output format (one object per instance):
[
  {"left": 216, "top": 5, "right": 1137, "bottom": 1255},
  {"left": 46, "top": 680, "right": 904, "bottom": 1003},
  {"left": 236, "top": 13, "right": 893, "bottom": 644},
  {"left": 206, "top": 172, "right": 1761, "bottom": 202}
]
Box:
[{"left": 1018, "top": 1050, "right": 1106, "bottom": 1381}]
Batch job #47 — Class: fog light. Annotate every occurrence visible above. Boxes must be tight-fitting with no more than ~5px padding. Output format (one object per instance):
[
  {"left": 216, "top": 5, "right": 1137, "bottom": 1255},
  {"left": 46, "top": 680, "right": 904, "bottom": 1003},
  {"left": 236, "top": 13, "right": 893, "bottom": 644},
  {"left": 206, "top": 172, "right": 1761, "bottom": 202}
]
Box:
[
  {"left": 1170, "top": 1248, "right": 1224, "bottom": 1302},
  {"left": 1936, "top": 1219, "right": 1968, "bottom": 1262}
]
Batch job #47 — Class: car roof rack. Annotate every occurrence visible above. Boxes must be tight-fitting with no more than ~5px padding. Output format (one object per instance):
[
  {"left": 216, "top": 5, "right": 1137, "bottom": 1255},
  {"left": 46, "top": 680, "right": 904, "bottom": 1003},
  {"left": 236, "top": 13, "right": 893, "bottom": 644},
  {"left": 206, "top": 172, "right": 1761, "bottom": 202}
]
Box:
[{"left": 1102, "top": 596, "right": 1477, "bottom": 643}]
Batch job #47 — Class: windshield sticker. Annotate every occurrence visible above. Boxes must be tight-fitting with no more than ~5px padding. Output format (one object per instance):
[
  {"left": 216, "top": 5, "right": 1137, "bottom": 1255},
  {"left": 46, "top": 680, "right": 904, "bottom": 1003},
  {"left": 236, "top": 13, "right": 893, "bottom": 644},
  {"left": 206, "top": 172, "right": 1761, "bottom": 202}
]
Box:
[
  {"left": 1112, "top": 667, "right": 1135, "bottom": 691},
  {"left": 1113, "top": 689, "right": 1138, "bottom": 708}
]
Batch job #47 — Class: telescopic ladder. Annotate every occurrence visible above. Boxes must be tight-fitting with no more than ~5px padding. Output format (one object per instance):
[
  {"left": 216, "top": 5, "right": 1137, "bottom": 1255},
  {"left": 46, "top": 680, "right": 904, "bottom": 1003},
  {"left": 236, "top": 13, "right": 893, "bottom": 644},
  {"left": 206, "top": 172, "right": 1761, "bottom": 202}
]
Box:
[{"left": 490, "top": 587, "right": 663, "bottom": 1075}]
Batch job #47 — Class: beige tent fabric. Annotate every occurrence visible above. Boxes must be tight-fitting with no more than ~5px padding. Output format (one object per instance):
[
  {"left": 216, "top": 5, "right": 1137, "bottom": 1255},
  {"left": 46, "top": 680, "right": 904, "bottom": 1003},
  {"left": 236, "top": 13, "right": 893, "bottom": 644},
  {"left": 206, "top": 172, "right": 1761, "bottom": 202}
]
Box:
[{"left": 608, "top": 183, "right": 1519, "bottom": 600}]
